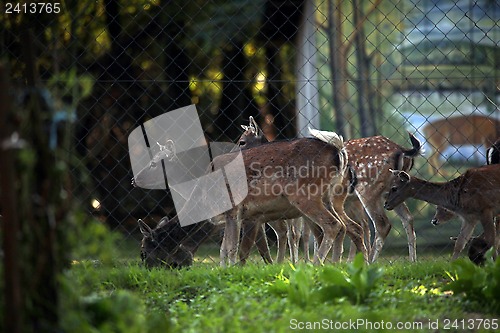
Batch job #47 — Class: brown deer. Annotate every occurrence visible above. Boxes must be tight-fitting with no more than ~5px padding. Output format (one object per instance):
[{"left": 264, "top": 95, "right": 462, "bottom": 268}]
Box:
[
  {"left": 136, "top": 132, "right": 368, "bottom": 267},
  {"left": 241, "top": 124, "right": 423, "bottom": 262},
  {"left": 384, "top": 165, "right": 500, "bottom": 264},
  {"left": 430, "top": 205, "right": 499, "bottom": 264},
  {"left": 430, "top": 140, "right": 500, "bottom": 262},
  {"left": 219, "top": 132, "right": 368, "bottom": 266},
  {"left": 236, "top": 117, "right": 311, "bottom": 263},
  {"left": 422, "top": 115, "right": 500, "bottom": 175}
]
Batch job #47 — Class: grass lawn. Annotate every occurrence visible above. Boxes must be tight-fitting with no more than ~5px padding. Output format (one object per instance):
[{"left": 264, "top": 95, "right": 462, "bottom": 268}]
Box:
[{"left": 61, "top": 251, "right": 500, "bottom": 333}]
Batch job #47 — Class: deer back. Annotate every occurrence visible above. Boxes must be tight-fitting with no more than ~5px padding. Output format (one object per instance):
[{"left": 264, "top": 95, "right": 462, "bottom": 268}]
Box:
[{"left": 345, "top": 133, "right": 422, "bottom": 195}]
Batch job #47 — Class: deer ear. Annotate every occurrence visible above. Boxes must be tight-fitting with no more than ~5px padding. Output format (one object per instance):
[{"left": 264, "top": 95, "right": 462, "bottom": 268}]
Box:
[
  {"left": 389, "top": 169, "right": 410, "bottom": 182},
  {"left": 241, "top": 125, "right": 249, "bottom": 131},
  {"left": 388, "top": 168, "right": 399, "bottom": 176},
  {"left": 399, "top": 171, "right": 410, "bottom": 182},
  {"left": 138, "top": 219, "right": 153, "bottom": 237},
  {"left": 250, "top": 116, "right": 263, "bottom": 136}
]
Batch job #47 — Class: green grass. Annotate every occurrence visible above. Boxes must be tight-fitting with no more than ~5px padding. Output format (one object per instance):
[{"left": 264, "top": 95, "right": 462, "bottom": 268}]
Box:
[{"left": 60, "top": 255, "right": 499, "bottom": 333}]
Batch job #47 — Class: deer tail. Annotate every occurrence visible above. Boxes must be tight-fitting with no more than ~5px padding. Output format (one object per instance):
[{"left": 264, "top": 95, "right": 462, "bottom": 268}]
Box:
[
  {"left": 308, "top": 127, "right": 347, "bottom": 174},
  {"left": 308, "top": 127, "right": 344, "bottom": 150},
  {"left": 402, "top": 132, "right": 424, "bottom": 158},
  {"left": 392, "top": 133, "right": 424, "bottom": 171}
]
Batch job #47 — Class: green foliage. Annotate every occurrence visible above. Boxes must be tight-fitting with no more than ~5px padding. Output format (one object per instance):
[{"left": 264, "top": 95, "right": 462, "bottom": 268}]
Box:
[
  {"left": 445, "top": 252, "right": 500, "bottom": 314},
  {"left": 58, "top": 257, "right": 500, "bottom": 333},
  {"left": 270, "top": 253, "right": 384, "bottom": 308},
  {"left": 62, "top": 289, "right": 171, "bottom": 333},
  {"left": 67, "top": 212, "right": 121, "bottom": 264},
  {"left": 317, "top": 253, "right": 384, "bottom": 305}
]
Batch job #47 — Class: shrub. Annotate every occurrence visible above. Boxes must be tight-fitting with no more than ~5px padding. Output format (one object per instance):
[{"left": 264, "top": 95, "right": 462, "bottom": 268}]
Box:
[
  {"left": 445, "top": 250, "right": 500, "bottom": 314},
  {"left": 269, "top": 253, "right": 384, "bottom": 308}
]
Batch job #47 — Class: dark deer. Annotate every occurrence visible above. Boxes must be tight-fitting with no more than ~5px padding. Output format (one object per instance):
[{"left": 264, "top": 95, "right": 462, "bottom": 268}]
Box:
[
  {"left": 239, "top": 124, "right": 423, "bottom": 262},
  {"left": 384, "top": 166, "right": 500, "bottom": 264}
]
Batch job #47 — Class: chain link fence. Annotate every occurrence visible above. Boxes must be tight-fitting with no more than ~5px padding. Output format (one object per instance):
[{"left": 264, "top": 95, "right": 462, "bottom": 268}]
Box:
[{"left": 1, "top": 0, "right": 500, "bottom": 268}]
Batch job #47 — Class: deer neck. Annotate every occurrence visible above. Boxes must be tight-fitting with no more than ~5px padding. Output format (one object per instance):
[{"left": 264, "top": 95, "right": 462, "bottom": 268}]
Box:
[{"left": 410, "top": 177, "right": 457, "bottom": 209}]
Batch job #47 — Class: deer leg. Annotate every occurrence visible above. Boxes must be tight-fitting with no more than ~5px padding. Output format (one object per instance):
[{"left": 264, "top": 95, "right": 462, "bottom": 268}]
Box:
[
  {"left": 393, "top": 203, "right": 417, "bottom": 262},
  {"left": 221, "top": 213, "right": 241, "bottom": 267},
  {"left": 291, "top": 199, "right": 345, "bottom": 265},
  {"left": 286, "top": 218, "right": 302, "bottom": 264},
  {"left": 358, "top": 196, "right": 391, "bottom": 263},
  {"left": 345, "top": 196, "right": 371, "bottom": 261},
  {"left": 452, "top": 218, "right": 477, "bottom": 260},
  {"left": 476, "top": 210, "right": 496, "bottom": 262},
  {"left": 254, "top": 223, "right": 274, "bottom": 264},
  {"left": 238, "top": 220, "right": 266, "bottom": 265},
  {"left": 332, "top": 194, "right": 368, "bottom": 263},
  {"left": 268, "top": 220, "right": 288, "bottom": 263},
  {"left": 297, "top": 221, "right": 311, "bottom": 262},
  {"left": 303, "top": 217, "right": 320, "bottom": 263},
  {"left": 331, "top": 224, "right": 346, "bottom": 263}
]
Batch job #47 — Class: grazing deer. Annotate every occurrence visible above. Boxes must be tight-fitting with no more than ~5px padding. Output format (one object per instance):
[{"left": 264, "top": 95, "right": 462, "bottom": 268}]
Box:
[
  {"left": 138, "top": 215, "right": 207, "bottom": 268},
  {"left": 422, "top": 115, "right": 500, "bottom": 175},
  {"left": 239, "top": 123, "right": 423, "bottom": 262},
  {"left": 135, "top": 132, "right": 368, "bottom": 267},
  {"left": 384, "top": 165, "right": 500, "bottom": 264}
]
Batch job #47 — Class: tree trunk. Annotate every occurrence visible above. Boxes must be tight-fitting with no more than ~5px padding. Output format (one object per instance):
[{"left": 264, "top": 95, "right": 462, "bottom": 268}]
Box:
[
  {"left": 266, "top": 44, "right": 296, "bottom": 139},
  {"left": 353, "top": 0, "right": 376, "bottom": 136},
  {"left": 216, "top": 44, "right": 247, "bottom": 142},
  {"left": 328, "top": 0, "right": 346, "bottom": 138},
  {"left": 21, "top": 29, "right": 69, "bottom": 333}
]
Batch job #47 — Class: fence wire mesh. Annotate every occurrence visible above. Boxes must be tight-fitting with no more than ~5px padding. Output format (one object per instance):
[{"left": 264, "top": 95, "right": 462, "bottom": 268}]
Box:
[{"left": 1, "top": 0, "right": 500, "bottom": 267}]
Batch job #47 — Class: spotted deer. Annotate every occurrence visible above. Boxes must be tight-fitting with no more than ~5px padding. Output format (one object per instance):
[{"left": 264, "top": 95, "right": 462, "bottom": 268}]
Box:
[
  {"left": 135, "top": 131, "right": 368, "bottom": 267},
  {"left": 384, "top": 165, "right": 500, "bottom": 264},
  {"left": 239, "top": 123, "right": 423, "bottom": 262}
]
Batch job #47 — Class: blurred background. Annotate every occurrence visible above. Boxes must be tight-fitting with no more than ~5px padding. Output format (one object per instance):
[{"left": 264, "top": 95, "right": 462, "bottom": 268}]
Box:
[{"left": 1, "top": 0, "right": 499, "bottom": 330}]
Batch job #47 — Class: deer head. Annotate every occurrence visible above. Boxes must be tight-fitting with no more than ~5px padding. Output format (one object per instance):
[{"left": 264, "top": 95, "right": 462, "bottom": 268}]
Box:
[
  {"left": 430, "top": 206, "right": 456, "bottom": 226},
  {"left": 384, "top": 170, "right": 412, "bottom": 210},
  {"left": 237, "top": 116, "right": 268, "bottom": 149}
]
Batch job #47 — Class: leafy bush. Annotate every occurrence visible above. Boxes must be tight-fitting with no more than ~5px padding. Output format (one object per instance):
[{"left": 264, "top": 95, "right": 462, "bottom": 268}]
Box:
[
  {"left": 67, "top": 212, "right": 121, "bottom": 264},
  {"left": 445, "top": 251, "right": 500, "bottom": 314},
  {"left": 269, "top": 253, "right": 384, "bottom": 308}
]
